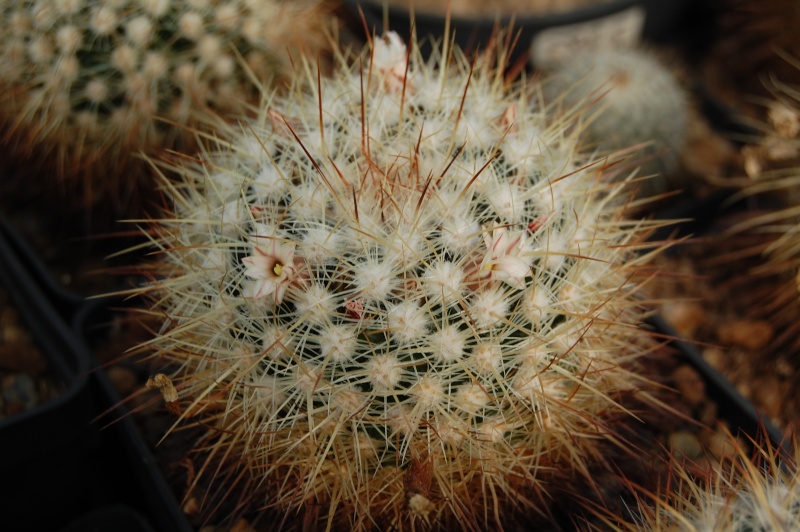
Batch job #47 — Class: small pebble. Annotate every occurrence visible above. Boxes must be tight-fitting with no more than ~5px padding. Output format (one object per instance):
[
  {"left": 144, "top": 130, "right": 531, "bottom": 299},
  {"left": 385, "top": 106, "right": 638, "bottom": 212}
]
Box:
[
  {"left": 717, "top": 319, "right": 774, "bottom": 351},
  {"left": 662, "top": 301, "right": 706, "bottom": 338},
  {"left": 697, "top": 400, "right": 718, "bottom": 427},
  {"left": 1, "top": 374, "right": 38, "bottom": 417},
  {"left": 752, "top": 376, "right": 784, "bottom": 420},
  {"left": 183, "top": 496, "right": 200, "bottom": 516},
  {"left": 700, "top": 429, "right": 739, "bottom": 461},
  {"left": 669, "top": 430, "right": 703, "bottom": 460},
  {"left": 107, "top": 365, "right": 138, "bottom": 397},
  {"left": 672, "top": 364, "right": 706, "bottom": 407},
  {"left": 702, "top": 347, "right": 725, "bottom": 371}
]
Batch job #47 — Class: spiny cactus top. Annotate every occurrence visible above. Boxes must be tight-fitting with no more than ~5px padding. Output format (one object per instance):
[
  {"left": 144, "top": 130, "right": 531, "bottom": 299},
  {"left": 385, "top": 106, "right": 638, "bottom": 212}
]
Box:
[
  {"left": 139, "top": 31, "right": 666, "bottom": 529},
  {"left": 0, "top": 0, "right": 330, "bottom": 215}
]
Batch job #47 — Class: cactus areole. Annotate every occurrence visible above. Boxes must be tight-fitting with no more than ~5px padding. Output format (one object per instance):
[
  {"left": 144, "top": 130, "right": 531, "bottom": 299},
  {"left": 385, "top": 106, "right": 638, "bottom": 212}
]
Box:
[{"left": 141, "top": 30, "right": 663, "bottom": 529}]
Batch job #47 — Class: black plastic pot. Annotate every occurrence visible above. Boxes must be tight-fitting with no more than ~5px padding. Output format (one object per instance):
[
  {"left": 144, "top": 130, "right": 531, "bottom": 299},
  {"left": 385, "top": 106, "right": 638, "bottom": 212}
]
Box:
[
  {"left": 0, "top": 216, "right": 192, "bottom": 532},
  {"left": 647, "top": 315, "right": 787, "bottom": 454},
  {"left": 0, "top": 225, "right": 99, "bottom": 530},
  {"left": 343, "top": 0, "right": 694, "bottom": 68}
]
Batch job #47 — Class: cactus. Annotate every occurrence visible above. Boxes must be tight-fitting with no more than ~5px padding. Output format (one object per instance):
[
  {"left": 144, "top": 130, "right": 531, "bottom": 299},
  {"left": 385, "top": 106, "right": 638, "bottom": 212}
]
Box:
[
  {"left": 0, "top": 0, "right": 332, "bottom": 225},
  {"left": 584, "top": 432, "right": 800, "bottom": 531},
  {"left": 543, "top": 47, "right": 690, "bottom": 198},
  {"left": 135, "top": 30, "right": 670, "bottom": 529}
]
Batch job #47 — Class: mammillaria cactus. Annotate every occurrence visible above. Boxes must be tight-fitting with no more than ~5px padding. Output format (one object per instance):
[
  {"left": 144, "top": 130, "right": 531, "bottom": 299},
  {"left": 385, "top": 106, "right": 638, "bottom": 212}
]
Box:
[
  {"left": 543, "top": 47, "right": 689, "bottom": 198},
  {"left": 0, "top": 0, "right": 331, "bottom": 224},
  {"left": 137, "top": 30, "right": 669, "bottom": 529},
  {"left": 585, "top": 433, "right": 800, "bottom": 531}
]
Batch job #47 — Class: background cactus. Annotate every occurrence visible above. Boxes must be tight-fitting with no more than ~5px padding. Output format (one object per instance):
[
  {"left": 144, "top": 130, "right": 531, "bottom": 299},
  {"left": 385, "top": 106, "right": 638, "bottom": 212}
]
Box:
[
  {"left": 584, "top": 432, "right": 799, "bottom": 531},
  {"left": 134, "top": 30, "right": 671, "bottom": 529},
  {"left": 542, "top": 47, "right": 690, "bottom": 199},
  {"left": 0, "top": 0, "right": 332, "bottom": 227}
]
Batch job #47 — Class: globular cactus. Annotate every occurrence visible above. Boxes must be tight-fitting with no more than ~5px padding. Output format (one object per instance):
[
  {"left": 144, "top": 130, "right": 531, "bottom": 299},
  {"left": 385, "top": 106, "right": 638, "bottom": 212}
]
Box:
[
  {"left": 0, "top": 0, "right": 332, "bottom": 225},
  {"left": 585, "top": 433, "right": 800, "bottom": 531},
  {"left": 543, "top": 47, "right": 690, "bottom": 198},
  {"left": 137, "top": 30, "right": 669, "bottom": 529}
]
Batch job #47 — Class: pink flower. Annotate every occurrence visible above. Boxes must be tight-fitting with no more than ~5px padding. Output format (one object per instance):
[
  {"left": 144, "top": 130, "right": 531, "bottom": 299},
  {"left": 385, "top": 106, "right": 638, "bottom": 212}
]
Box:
[
  {"left": 475, "top": 227, "right": 531, "bottom": 288},
  {"left": 243, "top": 238, "right": 298, "bottom": 303}
]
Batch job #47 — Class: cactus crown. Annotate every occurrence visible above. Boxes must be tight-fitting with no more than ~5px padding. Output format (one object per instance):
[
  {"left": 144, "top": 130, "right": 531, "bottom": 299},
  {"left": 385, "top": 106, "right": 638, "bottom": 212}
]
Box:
[{"left": 139, "top": 29, "right": 666, "bottom": 529}]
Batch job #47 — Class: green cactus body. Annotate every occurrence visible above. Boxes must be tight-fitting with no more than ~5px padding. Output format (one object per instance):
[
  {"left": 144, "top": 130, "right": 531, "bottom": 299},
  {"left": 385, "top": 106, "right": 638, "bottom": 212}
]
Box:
[
  {"left": 0, "top": 0, "right": 330, "bottom": 221},
  {"left": 139, "top": 31, "right": 667, "bottom": 529},
  {"left": 544, "top": 47, "right": 689, "bottom": 197}
]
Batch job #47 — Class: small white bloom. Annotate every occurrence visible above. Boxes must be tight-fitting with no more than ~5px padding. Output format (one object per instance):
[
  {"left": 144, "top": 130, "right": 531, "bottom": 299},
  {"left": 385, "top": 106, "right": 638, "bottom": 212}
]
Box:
[
  {"left": 242, "top": 238, "right": 298, "bottom": 303},
  {"left": 91, "top": 7, "right": 119, "bottom": 36},
  {"left": 476, "top": 227, "right": 532, "bottom": 288}
]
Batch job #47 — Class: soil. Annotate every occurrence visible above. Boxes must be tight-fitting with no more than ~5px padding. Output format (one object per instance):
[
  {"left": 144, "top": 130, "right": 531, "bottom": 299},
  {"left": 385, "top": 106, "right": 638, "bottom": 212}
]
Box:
[{"left": 0, "top": 282, "right": 62, "bottom": 419}]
